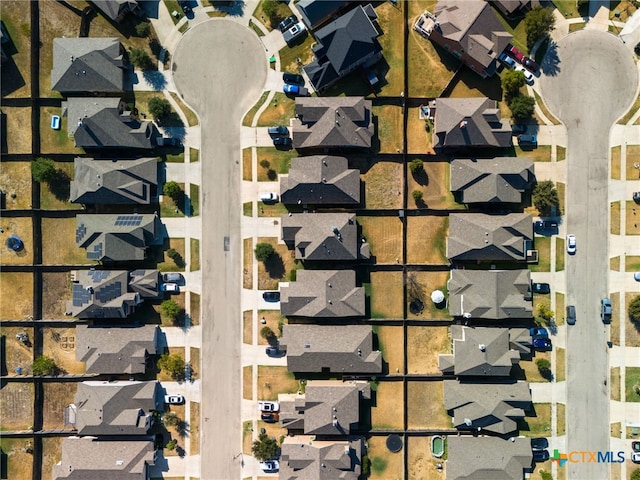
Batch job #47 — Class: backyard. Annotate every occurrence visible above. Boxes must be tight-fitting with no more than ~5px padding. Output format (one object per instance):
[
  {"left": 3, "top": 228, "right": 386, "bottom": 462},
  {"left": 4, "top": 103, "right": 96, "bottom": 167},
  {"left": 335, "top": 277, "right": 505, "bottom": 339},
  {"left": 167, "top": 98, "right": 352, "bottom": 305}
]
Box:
[
  {"left": 407, "top": 381, "right": 450, "bottom": 429},
  {"left": 406, "top": 326, "right": 450, "bottom": 374},
  {"left": 358, "top": 216, "right": 403, "bottom": 264},
  {"left": 373, "top": 325, "right": 404, "bottom": 375},
  {"left": 361, "top": 160, "right": 404, "bottom": 209},
  {"left": 367, "top": 271, "right": 404, "bottom": 319},
  {"left": 406, "top": 215, "right": 448, "bottom": 264},
  {"left": 371, "top": 381, "right": 404, "bottom": 430}
]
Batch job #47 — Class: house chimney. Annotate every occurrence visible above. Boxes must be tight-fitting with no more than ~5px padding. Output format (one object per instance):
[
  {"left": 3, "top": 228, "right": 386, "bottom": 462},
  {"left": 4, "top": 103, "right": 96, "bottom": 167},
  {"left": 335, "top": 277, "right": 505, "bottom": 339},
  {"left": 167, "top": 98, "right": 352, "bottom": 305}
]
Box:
[{"left": 459, "top": 120, "right": 467, "bottom": 129}]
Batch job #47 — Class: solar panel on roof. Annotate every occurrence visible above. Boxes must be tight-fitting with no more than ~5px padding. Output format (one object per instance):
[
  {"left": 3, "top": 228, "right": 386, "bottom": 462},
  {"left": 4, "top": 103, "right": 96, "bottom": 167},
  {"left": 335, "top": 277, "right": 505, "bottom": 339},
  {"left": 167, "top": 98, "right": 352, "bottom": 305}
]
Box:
[
  {"left": 76, "top": 224, "right": 87, "bottom": 243},
  {"left": 87, "top": 243, "right": 103, "bottom": 260},
  {"left": 72, "top": 284, "right": 91, "bottom": 307},
  {"left": 115, "top": 215, "right": 143, "bottom": 227}
]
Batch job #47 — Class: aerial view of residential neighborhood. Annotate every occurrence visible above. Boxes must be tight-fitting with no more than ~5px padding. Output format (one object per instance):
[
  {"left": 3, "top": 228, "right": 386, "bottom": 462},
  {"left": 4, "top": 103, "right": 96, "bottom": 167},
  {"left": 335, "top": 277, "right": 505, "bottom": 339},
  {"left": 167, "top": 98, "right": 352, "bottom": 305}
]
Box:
[{"left": 2, "top": 0, "right": 640, "bottom": 478}]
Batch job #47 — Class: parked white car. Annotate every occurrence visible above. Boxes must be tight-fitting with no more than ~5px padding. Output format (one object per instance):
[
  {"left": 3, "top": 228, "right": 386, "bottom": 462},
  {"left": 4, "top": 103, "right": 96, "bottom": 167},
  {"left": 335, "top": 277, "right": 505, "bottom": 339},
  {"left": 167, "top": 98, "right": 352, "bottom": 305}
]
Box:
[
  {"left": 162, "top": 283, "right": 179, "bottom": 293},
  {"left": 515, "top": 65, "right": 534, "bottom": 84},
  {"left": 259, "top": 460, "right": 279, "bottom": 472},
  {"left": 258, "top": 401, "right": 279, "bottom": 412},
  {"left": 164, "top": 394, "right": 185, "bottom": 404},
  {"left": 566, "top": 234, "right": 576, "bottom": 254},
  {"left": 260, "top": 192, "right": 279, "bottom": 203}
]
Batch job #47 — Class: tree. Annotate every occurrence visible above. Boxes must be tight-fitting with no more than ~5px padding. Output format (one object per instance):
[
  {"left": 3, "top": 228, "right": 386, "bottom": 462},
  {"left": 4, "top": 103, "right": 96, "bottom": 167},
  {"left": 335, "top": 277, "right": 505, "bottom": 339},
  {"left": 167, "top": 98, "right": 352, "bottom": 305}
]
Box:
[
  {"left": 251, "top": 432, "right": 278, "bottom": 461},
  {"left": 525, "top": 7, "right": 555, "bottom": 48},
  {"left": 409, "top": 159, "right": 424, "bottom": 175},
  {"left": 501, "top": 70, "right": 526, "bottom": 98},
  {"left": 631, "top": 468, "right": 640, "bottom": 480},
  {"left": 32, "top": 355, "right": 56, "bottom": 375},
  {"left": 261, "top": 326, "right": 277, "bottom": 345},
  {"left": 157, "top": 353, "right": 185, "bottom": 379},
  {"left": 259, "top": 159, "right": 271, "bottom": 169},
  {"left": 629, "top": 295, "right": 640, "bottom": 327},
  {"left": 261, "top": 0, "right": 281, "bottom": 25},
  {"left": 412, "top": 190, "right": 424, "bottom": 202},
  {"left": 166, "top": 440, "right": 177, "bottom": 451},
  {"left": 536, "top": 358, "right": 552, "bottom": 380},
  {"left": 532, "top": 180, "right": 560, "bottom": 216},
  {"left": 129, "top": 47, "right": 153, "bottom": 70},
  {"left": 508, "top": 94, "right": 535, "bottom": 121},
  {"left": 31, "top": 157, "right": 57, "bottom": 183},
  {"left": 164, "top": 181, "right": 182, "bottom": 201},
  {"left": 161, "top": 299, "right": 181, "bottom": 322},
  {"left": 255, "top": 242, "right": 275, "bottom": 262},
  {"left": 148, "top": 97, "right": 172, "bottom": 120},
  {"left": 135, "top": 21, "right": 151, "bottom": 37},
  {"left": 540, "top": 471, "right": 553, "bottom": 480},
  {"left": 163, "top": 412, "right": 180, "bottom": 427},
  {"left": 536, "top": 302, "right": 554, "bottom": 324}
]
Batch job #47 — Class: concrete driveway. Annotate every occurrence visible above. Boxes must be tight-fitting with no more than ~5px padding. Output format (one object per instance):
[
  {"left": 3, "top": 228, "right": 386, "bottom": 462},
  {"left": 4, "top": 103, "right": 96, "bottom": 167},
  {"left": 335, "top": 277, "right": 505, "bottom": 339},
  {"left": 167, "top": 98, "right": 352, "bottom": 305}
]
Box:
[
  {"left": 539, "top": 30, "right": 637, "bottom": 480},
  {"left": 172, "top": 19, "right": 268, "bottom": 480}
]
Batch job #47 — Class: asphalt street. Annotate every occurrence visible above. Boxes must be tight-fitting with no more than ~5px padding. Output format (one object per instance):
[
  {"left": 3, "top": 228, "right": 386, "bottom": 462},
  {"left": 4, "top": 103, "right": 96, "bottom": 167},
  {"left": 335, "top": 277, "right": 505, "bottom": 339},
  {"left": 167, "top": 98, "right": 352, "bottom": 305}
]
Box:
[
  {"left": 540, "top": 30, "right": 637, "bottom": 480},
  {"left": 172, "top": 20, "right": 268, "bottom": 480}
]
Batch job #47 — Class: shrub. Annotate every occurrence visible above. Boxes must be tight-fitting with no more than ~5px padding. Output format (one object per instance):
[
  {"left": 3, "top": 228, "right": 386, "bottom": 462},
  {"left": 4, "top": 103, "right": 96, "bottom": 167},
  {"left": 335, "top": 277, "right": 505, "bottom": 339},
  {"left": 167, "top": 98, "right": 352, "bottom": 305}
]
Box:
[
  {"left": 129, "top": 47, "right": 153, "bottom": 70},
  {"left": 409, "top": 159, "right": 424, "bottom": 175},
  {"left": 32, "top": 355, "right": 57, "bottom": 375},
  {"left": 161, "top": 299, "right": 181, "bottom": 321},
  {"left": 631, "top": 468, "right": 640, "bottom": 480},
  {"left": 163, "top": 412, "right": 180, "bottom": 427},
  {"left": 157, "top": 353, "right": 185, "bottom": 379},
  {"left": 148, "top": 97, "right": 172, "bottom": 120},
  {"left": 259, "top": 159, "right": 270, "bottom": 169},
  {"left": 536, "top": 302, "right": 554, "bottom": 325},
  {"left": 166, "top": 440, "right": 177, "bottom": 450},
  {"left": 540, "top": 471, "right": 553, "bottom": 480},
  {"left": 536, "top": 358, "right": 552, "bottom": 380},
  {"left": 362, "top": 456, "right": 371, "bottom": 476},
  {"left": 412, "top": 190, "right": 424, "bottom": 202},
  {"left": 629, "top": 295, "right": 640, "bottom": 325},
  {"left": 261, "top": 326, "right": 277, "bottom": 345},
  {"left": 532, "top": 180, "right": 560, "bottom": 216},
  {"left": 135, "top": 21, "right": 151, "bottom": 37},
  {"left": 31, "top": 157, "right": 57, "bottom": 183},
  {"left": 509, "top": 94, "right": 535, "bottom": 121},
  {"left": 255, "top": 242, "right": 275, "bottom": 262},
  {"left": 251, "top": 432, "right": 278, "bottom": 461},
  {"left": 164, "top": 181, "right": 183, "bottom": 201}
]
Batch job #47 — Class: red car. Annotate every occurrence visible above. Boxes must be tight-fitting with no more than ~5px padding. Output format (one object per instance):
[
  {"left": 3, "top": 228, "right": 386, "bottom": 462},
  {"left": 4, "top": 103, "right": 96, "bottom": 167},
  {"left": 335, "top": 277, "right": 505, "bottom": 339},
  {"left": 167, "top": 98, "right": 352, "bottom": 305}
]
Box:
[{"left": 508, "top": 45, "right": 525, "bottom": 62}]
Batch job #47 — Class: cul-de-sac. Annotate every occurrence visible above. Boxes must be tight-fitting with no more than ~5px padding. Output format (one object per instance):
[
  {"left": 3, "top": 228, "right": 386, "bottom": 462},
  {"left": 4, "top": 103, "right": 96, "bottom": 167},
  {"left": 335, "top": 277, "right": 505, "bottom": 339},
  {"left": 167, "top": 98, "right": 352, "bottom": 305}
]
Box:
[{"left": 1, "top": 0, "right": 640, "bottom": 479}]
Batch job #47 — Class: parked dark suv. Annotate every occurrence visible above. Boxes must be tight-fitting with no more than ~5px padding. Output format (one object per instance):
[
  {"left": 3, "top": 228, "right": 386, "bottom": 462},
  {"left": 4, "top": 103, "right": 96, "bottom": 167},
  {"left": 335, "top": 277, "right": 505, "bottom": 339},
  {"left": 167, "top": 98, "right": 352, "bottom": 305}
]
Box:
[
  {"left": 282, "top": 72, "right": 304, "bottom": 85},
  {"left": 566, "top": 305, "right": 576, "bottom": 325}
]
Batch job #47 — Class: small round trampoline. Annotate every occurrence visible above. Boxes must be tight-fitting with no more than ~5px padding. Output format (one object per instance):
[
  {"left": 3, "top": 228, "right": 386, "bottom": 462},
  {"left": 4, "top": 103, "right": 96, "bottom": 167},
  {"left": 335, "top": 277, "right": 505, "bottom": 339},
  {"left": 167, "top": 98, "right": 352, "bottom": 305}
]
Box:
[
  {"left": 6, "top": 235, "right": 24, "bottom": 252},
  {"left": 386, "top": 434, "right": 403, "bottom": 453}
]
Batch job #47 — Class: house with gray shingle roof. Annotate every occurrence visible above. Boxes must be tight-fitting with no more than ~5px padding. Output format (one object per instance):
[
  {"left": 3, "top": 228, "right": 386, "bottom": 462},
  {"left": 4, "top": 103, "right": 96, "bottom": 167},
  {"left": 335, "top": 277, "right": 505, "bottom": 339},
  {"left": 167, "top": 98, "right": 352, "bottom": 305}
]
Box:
[
  {"left": 280, "top": 324, "right": 382, "bottom": 373},
  {"left": 66, "top": 269, "right": 159, "bottom": 319},
  {"left": 64, "top": 97, "right": 160, "bottom": 149},
  {"left": 491, "top": 0, "right": 539, "bottom": 18},
  {"left": 70, "top": 157, "right": 158, "bottom": 205},
  {"left": 279, "top": 435, "right": 364, "bottom": 480},
  {"left": 432, "top": 97, "right": 512, "bottom": 149},
  {"left": 52, "top": 436, "right": 156, "bottom": 480},
  {"left": 91, "top": 0, "right": 144, "bottom": 22},
  {"left": 415, "top": 0, "right": 511, "bottom": 78},
  {"left": 280, "top": 156, "right": 360, "bottom": 206},
  {"left": 438, "top": 326, "right": 531, "bottom": 376},
  {"left": 67, "top": 381, "right": 161, "bottom": 435},
  {"left": 292, "top": 97, "right": 374, "bottom": 150},
  {"left": 280, "top": 270, "right": 365, "bottom": 318},
  {"left": 76, "top": 213, "right": 163, "bottom": 263},
  {"left": 444, "top": 379, "right": 532, "bottom": 434},
  {"left": 447, "top": 213, "right": 533, "bottom": 262},
  {"left": 447, "top": 269, "right": 532, "bottom": 319},
  {"left": 278, "top": 380, "right": 370, "bottom": 434},
  {"left": 303, "top": 4, "right": 382, "bottom": 92},
  {"left": 281, "top": 213, "right": 369, "bottom": 261},
  {"left": 450, "top": 157, "right": 535, "bottom": 204},
  {"left": 446, "top": 436, "right": 533, "bottom": 480},
  {"left": 75, "top": 324, "right": 158, "bottom": 374},
  {"left": 297, "top": 0, "right": 351, "bottom": 30},
  {"left": 51, "top": 37, "right": 125, "bottom": 94}
]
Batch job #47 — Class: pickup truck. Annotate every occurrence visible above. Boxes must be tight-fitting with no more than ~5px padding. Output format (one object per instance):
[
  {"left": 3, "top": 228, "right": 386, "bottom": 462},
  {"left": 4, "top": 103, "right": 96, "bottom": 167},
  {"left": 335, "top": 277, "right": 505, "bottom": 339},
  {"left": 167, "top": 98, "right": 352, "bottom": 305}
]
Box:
[{"left": 283, "top": 83, "right": 308, "bottom": 96}]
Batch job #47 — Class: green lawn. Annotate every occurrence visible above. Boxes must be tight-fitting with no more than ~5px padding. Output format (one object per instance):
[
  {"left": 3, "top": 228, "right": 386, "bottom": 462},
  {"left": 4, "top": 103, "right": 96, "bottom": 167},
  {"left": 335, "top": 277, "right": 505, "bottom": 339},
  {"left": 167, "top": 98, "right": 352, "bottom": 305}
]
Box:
[
  {"left": 190, "top": 148, "right": 199, "bottom": 163},
  {"left": 190, "top": 239, "right": 200, "bottom": 272},
  {"left": 279, "top": 35, "right": 315, "bottom": 75},
  {"left": 255, "top": 147, "right": 296, "bottom": 181},
  {"left": 257, "top": 93, "right": 296, "bottom": 127},
  {"left": 625, "top": 367, "right": 640, "bottom": 402},
  {"left": 555, "top": 237, "right": 565, "bottom": 271},
  {"left": 189, "top": 184, "right": 199, "bottom": 216},
  {"left": 530, "top": 236, "right": 550, "bottom": 272},
  {"left": 160, "top": 183, "right": 186, "bottom": 218}
]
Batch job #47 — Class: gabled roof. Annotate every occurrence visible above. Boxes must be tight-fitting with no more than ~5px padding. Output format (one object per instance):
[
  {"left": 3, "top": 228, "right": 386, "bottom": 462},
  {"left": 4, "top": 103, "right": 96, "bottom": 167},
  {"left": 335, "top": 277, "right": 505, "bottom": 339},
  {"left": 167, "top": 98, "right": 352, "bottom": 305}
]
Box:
[
  {"left": 491, "top": 0, "right": 538, "bottom": 17},
  {"left": 281, "top": 324, "right": 382, "bottom": 373},
  {"left": 52, "top": 436, "right": 155, "bottom": 480},
  {"left": 75, "top": 214, "right": 162, "bottom": 262},
  {"left": 91, "top": 0, "right": 143, "bottom": 21},
  {"left": 76, "top": 324, "right": 158, "bottom": 374},
  {"left": 128, "top": 269, "right": 161, "bottom": 299},
  {"left": 434, "top": 97, "right": 512, "bottom": 149},
  {"left": 446, "top": 436, "right": 533, "bottom": 480},
  {"left": 296, "top": 0, "right": 351, "bottom": 30},
  {"left": 292, "top": 97, "right": 374, "bottom": 150},
  {"left": 66, "top": 270, "right": 139, "bottom": 319},
  {"left": 438, "top": 326, "right": 529, "bottom": 376},
  {"left": 450, "top": 157, "right": 535, "bottom": 203},
  {"left": 70, "top": 157, "right": 158, "bottom": 205},
  {"left": 71, "top": 100, "right": 159, "bottom": 149},
  {"left": 279, "top": 380, "right": 370, "bottom": 435},
  {"left": 280, "top": 156, "right": 360, "bottom": 205},
  {"left": 279, "top": 435, "right": 364, "bottom": 480},
  {"left": 444, "top": 379, "right": 532, "bottom": 434},
  {"left": 281, "top": 213, "right": 367, "bottom": 261},
  {"left": 447, "top": 269, "right": 532, "bottom": 319},
  {"left": 303, "top": 4, "right": 381, "bottom": 91},
  {"left": 280, "top": 270, "right": 366, "bottom": 318},
  {"left": 51, "top": 38, "right": 124, "bottom": 94},
  {"left": 447, "top": 213, "right": 533, "bottom": 262},
  {"left": 71, "top": 381, "right": 161, "bottom": 435}
]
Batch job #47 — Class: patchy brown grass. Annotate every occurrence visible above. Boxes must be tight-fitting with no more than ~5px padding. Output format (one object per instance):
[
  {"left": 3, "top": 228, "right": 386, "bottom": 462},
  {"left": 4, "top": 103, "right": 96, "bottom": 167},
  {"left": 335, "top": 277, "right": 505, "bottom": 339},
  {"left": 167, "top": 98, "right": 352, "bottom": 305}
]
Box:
[
  {"left": 409, "top": 159, "right": 461, "bottom": 210},
  {"left": 368, "top": 434, "right": 404, "bottom": 480},
  {"left": 407, "top": 326, "right": 450, "bottom": 374},
  {"left": 3, "top": 107, "right": 31, "bottom": 154},
  {"left": 257, "top": 366, "right": 299, "bottom": 401},
  {"left": 40, "top": 162, "right": 76, "bottom": 210},
  {"left": 1, "top": 1, "right": 32, "bottom": 98},
  {"left": 157, "top": 347, "right": 185, "bottom": 382},
  {"left": 190, "top": 238, "right": 200, "bottom": 271},
  {"left": 625, "top": 201, "right": 640, "bottom": 235},
  {"left": 556, "top": 347, "right": 566, "bottom": 382},
  {"left": 407, "top": 107, "right": 434, "bottom": 154},
  {"left": 243, "top": 365, "right": 254, "bottom": 400},
  {"left": 42, "top": 327, "right": 85, "bottom": 374},
  {"left": 41, "top": 438, "right": 63, "bottom": 480},
  {"left": 611, "top": 201, "right": 621, "bottom": 235},
  {"left": 626, "top": 145, "right": 640, "bottom": 180},
  {"left": 0, "top": 161, "right": 32, "bottom": 209},
  {"left": 0, "top": 272, "right": 33, "bottom": 319},
  {"left": 256, "top": 147, "right": 296, "bottom": 181},
  {"left": 42, "top": 272, "right": 73, "bottom": 319},
  {"left": 0, "top": 383, "right": 34, "bottom": 430},
  {"left": 375, "top": 2, "right": 404, "bottom": 97},
  {"left": 611, "top": 146, "right": 621, "bottom": 179},
  {"left": 42, "top": 217, "right": 93, "bottom": 265},
  {"left": 257, "top": 93, "right": 296, "bottom": 127},
  {"left": 362, "top": 160, "right": 403, "bottom": 209},
  {"left": 611, "top": 367, "right": 621, "bottom": 401},
  {"left": 625, "top": 292, "right": 640, "bottom": 347},
  {"left": 190, "top": 347, "right": 200, "bottom": 380},
  {"left": 555, "top": 292, "right": 565, "bottom": 326},
  {"left": 406, "top": 215, "right": 448, "bottom": 264},
  {"left": 374, "top": 325, "right": 404, "bottom": 375},
  {"left": 40, "top": 107, "right": 82, "bottom": 155},
  {"left": 0, "top": 216, "right": 33, "bottom": 265},
  {"left": 257, "top": 310, "right": 286, "bottom": 345},
  {"left": 611, "top": 421, "right": 622, "bottom": 438},
  {"left": 242, "top": 148, "right": 253, "bottom": 181},
  {"left": 0, "top": 438, "right": 33, "bottom": 480},
  {"left": 43, "top": 382, "right": 76, "bottom": 429},
  {"left": 256, "top": 237, "right": 298, "bottom": 290},
  {"left": 358, "top": 216, "right": 403, "bottom": 264},
  {"left": 374, "top": 104, "right": 404, "bottom": 154},
  {"left": 371, "top": 381, "right": 404, "bottom": 430},
  {"left": 407, "top": 381, "right": 450, "bottom": 429},
  {"left": 0, "top": 326, "right": 34, "bottom": 375},
  {"left": 611, "top": 256, "right": 621, "bottom": 271},
  {"left": 190, "top": 401, "right": 200, "bottom": 455},
  {"left": 243, "top": 310, "right": 253, "bottom": 345},
  {"left": 521, "top": 403, "right": 551, "bottom": 437},
  {"left": 408, "top": 436, "right": 445, "bottom": 480},
  {"left": 520, "top": 351, "right": 551, "bottom": 382},
  {"left": 610, "top": 292, "right": 621, "bottom": 345},
  {"left": 242, "top": 421, "right": 253, "bottom": 454},
  {"left": 369, "top": 271, "right": 404, "bottom": 319},
  {"left": 243, "top": 237, "right": 253, "bottom": 289},
  {"left": 278, "top": 35, "right": 315, "bottom": 75},
  {"left": 156, "top": 238, "right": 186, "bottom": 273},
  {"left": 406, "top": 271, "right": 452, "bottom": 320}
]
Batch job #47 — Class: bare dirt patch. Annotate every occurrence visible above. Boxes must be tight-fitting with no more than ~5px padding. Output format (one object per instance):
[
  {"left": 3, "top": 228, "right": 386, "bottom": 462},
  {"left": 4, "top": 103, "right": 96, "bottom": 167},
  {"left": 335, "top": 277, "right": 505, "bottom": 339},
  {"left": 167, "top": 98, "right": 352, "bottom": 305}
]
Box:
[
  {"left": 362, "top": 160, "right": 403, "bottom": 209},
  {"left": 367, "top": 434, "right": 404, "bottom": 480},
  {"left": 371, "top": 381, "right": 404, "bottom": 430},
  {"left": 42, "top": 327, "right": 86, "bottom": 374},
  {"left": 42, "top": 437, "right": 63, "bottom": 480},
  {"left": 359, "top": 216, "right": 403, "bottom": 264},
  {"left": 0, "top": 382, "right": 34, "bottom": 430},
  {"left": 243, "top": 237, "right": 253, "bottom": 289},
  {"left": 257, "top": 310, "right": 286, "bottom": 345},
  {"left": 408, "top": 436, "right": 446, "bottom": 480},
  {"left": 42, "top": 217, "right": 93, "bottom": 265},
  {"left": 43, "top": 382, "right": 76, "bottom": 429},
  {"left": 406, "top": 215, "right": 448, "bottom": 264},
  {"left": 4, "top": 107, "right": 31, "bottom": 153},
  {"left": 0, "top": 326, "right": 34, "bottom": 375},
  {"left": 374, "top": 326, "right": 404, "bottom": 375},
  {"left": 0, "top": 217, "right": 33, "bottom": 265},
  {"left": 407, "top": 326, "right": 450, "bottom": 374},
  {"left": 0, "top": 272, "right": 33, "bottom": 319},
  {"left": 257, "top": 366, "right": 299, "bottom": 401},
  {"left": 243, "top": 310, "right": 253, "bottom": 345},
  {"left": 407, "top": 381, "right": 450, "bottom": 429},
  {"left": 42, "top": 272, "right": 73, "bottom": 319},
  {"left": 190, "top": 401, "right": 200, "bottom": 455},
  {"left": 625, "top": 200, "right": 640, "bottom": 235},
  {"left": 0, "top": 161, "right": 32, "bottom": 209},
  {"left": 369, "top": 271, "right": 404, "bottom": 319}
]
